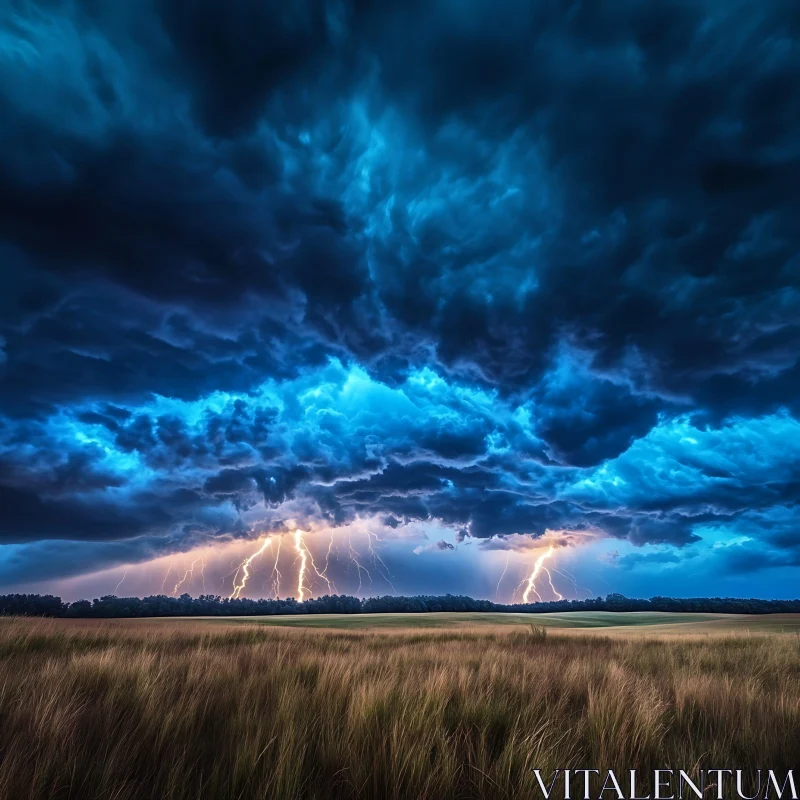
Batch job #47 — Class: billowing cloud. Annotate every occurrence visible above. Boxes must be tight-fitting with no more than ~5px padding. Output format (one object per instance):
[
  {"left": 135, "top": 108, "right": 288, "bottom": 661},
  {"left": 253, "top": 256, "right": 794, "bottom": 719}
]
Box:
[
  {"left": 413, "top": 539, "right": 455, "bottom": 555},
  {"left": 1, "top": 0, "right": 799, "bottom": 592}
]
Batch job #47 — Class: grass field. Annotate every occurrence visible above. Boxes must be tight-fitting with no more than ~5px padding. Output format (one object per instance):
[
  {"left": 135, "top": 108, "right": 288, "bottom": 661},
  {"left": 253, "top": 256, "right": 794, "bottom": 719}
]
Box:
[
  {"left": 0, "top": 614, "right": 798, "bottom": 799},
  {"left": 129, "top": 609, "right": 800, "bottom": 634},
  {"left": 231, "top": 610, "right": 800, "bottom": 633}
]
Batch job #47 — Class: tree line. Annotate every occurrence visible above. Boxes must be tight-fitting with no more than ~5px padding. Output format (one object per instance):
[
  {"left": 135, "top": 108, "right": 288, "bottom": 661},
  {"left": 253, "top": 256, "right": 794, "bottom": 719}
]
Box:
[{"left": 1, "top": 591, "right": 799, "bottom": 618}]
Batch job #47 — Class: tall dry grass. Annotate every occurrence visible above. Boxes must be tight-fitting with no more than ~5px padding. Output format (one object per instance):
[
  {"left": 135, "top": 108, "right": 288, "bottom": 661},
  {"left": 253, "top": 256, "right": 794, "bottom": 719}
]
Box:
[{"left": 0, "top": 618, "right": 797, "bottom": 799}]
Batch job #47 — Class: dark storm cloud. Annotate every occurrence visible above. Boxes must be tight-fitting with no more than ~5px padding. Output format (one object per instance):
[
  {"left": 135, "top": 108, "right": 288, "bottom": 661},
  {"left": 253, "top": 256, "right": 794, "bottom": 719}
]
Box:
[
  {"left": 155, "top": 0, "right": 338, "bottom": 137},
  {"left": 1, "top": 0, "right": 799, "bottom": 585}
]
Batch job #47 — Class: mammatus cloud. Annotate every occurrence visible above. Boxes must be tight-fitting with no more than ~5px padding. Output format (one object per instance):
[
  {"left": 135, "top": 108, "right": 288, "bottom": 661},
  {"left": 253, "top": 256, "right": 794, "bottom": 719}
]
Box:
[{"left": 0, "top": 1, "right": 799, "bottom": 594}]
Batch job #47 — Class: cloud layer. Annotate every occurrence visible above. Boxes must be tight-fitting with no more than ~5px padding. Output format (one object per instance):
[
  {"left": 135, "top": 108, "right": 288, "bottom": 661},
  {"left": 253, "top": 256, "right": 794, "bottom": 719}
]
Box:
[{"left": 1, "top": 0, "right": 799, "bottom": 591}]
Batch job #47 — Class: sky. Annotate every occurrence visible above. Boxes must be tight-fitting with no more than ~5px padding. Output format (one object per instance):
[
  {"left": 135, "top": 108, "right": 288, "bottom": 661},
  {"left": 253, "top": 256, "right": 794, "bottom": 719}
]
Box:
[{"left": 1, "top": 0, "right": 799, "bottom": 602}]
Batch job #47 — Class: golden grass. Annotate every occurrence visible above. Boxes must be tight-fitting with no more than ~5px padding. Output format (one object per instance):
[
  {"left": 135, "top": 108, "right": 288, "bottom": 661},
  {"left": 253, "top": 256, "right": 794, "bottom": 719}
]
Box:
[{"left": 0, "top": 618, "right": 798, "bottom": 799}]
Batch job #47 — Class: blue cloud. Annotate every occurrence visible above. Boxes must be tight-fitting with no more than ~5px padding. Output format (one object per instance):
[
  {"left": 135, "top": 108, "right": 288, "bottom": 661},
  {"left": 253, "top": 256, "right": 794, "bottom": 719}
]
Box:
[{"left": 0, "top": 0, "right": 799, "bottom": 593}]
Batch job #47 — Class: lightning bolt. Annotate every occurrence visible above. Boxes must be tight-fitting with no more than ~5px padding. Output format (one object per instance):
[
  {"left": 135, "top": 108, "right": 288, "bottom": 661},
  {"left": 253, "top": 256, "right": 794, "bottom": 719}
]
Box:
[
  {"left": 522, "top": 546, "right": 563, "bottom": 603},
  {"left": 319, "top": 531, "right": 338, "bottom": 594},
  {"left": 229, "top": 537, "right": 272, "bottom": 600},
  {"left": 366, "top": 530, "right": 395, "bottom": 593},
  {"left": 551, "top": 566, "right": 577, "bottom": 597},
  {"left": 495, "top": 554, "right": 510, "bottom": 601},
  {"left": 542, "top": 560, "right": 563, "bottom": 601},
  {"left": 114, "top": 569, "right": 128, "bottom": 595},
  {"left": 553, "top": 565, "right": 594, "bottom": 599},
  {"left": 293, "top": 530, "right": 334, "bottom": 598},
  {"left": 347, "top": 532, "right": 371, "bottom": 596},
  {"left": 269, "top": 537, "right": 283, "bottom": 598},
  {"left": 173, "top": 557, "right": 203, "bottom": 596},
  {"left": 294, "top": 530, "right": 308, "bottom": 601},
  {"left": 515, "top": 571, "right": 540, "bottom": 602},
  {"left": 219, "top": 560, "right": 237, "bottom": 592},
  {"left": 161, "top": 566, "right": 173, "bottom": 594},
  {"left": 200, "top": 556, "right": 207, "bottom": 594}
]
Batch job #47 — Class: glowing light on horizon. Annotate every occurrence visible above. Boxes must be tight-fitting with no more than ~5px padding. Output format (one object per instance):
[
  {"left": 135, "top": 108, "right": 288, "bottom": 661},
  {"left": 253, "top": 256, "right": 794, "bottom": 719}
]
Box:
[
  {"left": 37, "top": 521, "right": 609, "bottom": 606},
  {"left": 137, "top": 527, "right": 398, "bottom": 603}
]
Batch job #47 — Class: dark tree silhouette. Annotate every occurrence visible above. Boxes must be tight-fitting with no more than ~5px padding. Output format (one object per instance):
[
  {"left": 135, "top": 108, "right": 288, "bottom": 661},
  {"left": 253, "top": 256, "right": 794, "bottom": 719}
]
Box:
[{"left": 2, "top": 593, "right": 798, "bottom": 618}]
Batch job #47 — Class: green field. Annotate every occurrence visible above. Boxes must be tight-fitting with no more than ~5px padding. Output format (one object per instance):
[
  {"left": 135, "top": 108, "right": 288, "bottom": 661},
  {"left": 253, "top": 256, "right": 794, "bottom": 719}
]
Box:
[{"left": 165, "top": 610, "right": 800, "bottom": 633}]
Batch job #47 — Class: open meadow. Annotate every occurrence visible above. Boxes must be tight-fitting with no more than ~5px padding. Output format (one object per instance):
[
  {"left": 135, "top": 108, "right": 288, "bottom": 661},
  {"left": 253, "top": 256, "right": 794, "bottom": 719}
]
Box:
[
  {"left": 211, "top": 610, "right": 800, "bottom": 634},
  {"left": 0, "top": 614, "right": 798, "bottom": 799}
]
